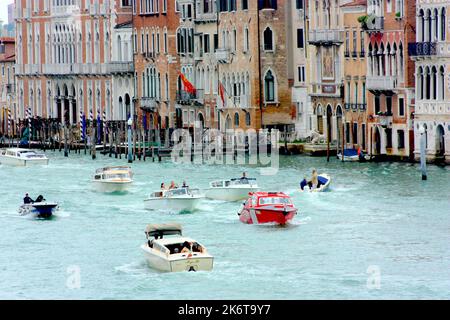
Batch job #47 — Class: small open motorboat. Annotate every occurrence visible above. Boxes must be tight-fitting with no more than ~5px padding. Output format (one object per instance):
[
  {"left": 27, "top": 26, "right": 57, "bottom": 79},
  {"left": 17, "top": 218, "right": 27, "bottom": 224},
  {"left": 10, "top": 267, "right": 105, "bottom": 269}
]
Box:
[
  {"left": 141, "top": 223, "right": 214, "bottom": 272},
  {"left": 0, "top": 148, "right": 49, "bottom": 166},
  {"left": 238, "top": 192, "right": 298, "bottom": 225},
  {"left": 144, "top": 187, "right": 204, "bottom": 213},
  {"left": 204, "top": 178, "right": 260, "bottom": 202},
  {"left": 300, "top": 174, "right": 331, "bottom": 192},
  {"left": 337, "top": 149, "right": 370, "bottom": 162},
  {"left": 92, "top": 166, "right": 133, "bottom": 193},
  {"left": 18, "top": 200, "right": 58, "bottom": 219}
]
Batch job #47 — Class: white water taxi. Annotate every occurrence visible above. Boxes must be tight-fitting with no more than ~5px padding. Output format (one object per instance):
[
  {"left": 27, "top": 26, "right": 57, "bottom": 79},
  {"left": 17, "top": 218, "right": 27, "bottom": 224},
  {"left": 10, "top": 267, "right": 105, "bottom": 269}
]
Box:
[
  {"left": 141, "top": 223, "right": 214, "bottom": 272},
  {"left": 92, "top": 166, "right": 133, "bottom": 193},
  {"left": 204, "top": 178, "right": 260, "bottom": 202},
  {"left": 144, "top": 187, "right": 204, "bottom": 213},
  {"left": 0, "top": 148, "right": 49, "bottom": 166}
]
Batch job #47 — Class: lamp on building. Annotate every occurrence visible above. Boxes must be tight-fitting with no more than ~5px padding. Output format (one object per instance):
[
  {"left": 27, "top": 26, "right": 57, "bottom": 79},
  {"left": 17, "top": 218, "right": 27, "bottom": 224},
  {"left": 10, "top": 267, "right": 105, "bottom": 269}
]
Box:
[{"left": 127, "top": 117, "right": 133, "bottom": 164}]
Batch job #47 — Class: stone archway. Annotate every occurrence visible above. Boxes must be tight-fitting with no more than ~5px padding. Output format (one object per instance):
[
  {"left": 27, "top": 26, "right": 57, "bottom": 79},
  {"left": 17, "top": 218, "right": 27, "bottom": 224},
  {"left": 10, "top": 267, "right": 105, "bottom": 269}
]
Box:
[{"left": 436, "top": 124, "right": 445, "bottom": 157}]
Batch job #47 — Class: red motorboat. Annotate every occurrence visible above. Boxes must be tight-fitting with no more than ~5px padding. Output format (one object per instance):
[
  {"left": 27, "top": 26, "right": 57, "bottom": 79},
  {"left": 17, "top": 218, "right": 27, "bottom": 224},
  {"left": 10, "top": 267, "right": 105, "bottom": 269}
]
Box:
[{"left": 238, "top": 192, "right": 298, "bottom": 225}]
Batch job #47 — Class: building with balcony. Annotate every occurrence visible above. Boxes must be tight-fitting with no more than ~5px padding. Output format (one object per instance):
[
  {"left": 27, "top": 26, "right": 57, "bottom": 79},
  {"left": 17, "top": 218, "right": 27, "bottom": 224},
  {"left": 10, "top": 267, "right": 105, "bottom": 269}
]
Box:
[
  {"left": 307, "top": 0, "right": 344, "bottom": 144},
  {"left": 287, "top": 0, "right": 311, "bottom": 140},
  {"left": 411, "top": 1, "right": 449, "bottom": 164},
  {"left": 14, "top": 0, "right": 130, "bottom": 126},
  {"left": 0, "top": 37, "right": 16, "bottom": 136},
  {"left": 363, "top": 0, "right": 416, "bottom": 160},
  {"left": 342, "top": 0, "right": 368, "bottom": 153}
]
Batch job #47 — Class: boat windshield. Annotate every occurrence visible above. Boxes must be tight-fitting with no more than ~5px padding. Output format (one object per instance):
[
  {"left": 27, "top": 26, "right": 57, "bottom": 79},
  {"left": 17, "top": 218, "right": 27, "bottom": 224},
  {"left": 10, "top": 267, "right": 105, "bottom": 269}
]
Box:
[
  {"left": 18, "top": 151, "right": 45, "bottom": 159},
  {"left": 259, "top": 197, "right": 292, "bottom": 205},
  {"left": 167, "top": 188, "right": 188, "bottom": 197}
]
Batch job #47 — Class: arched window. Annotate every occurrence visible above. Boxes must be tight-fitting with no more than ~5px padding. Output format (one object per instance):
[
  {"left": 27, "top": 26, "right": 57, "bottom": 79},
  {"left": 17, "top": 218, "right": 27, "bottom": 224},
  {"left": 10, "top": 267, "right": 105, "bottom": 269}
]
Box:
[
  {"left": 245, "top": 111, "right": 251, "bottom": 126},
  {"left": 264, "top": 70, "right": 276, "bottom": 102},
  {"left": 234, "top": 112, "right": 239, "bottom": 126},
  {"left": 425, "top": 66, "right": 431, "bottom": 100},
  {"left": 263, "top": 27, "right": 274, "bottom": 51},
  {"left": 417, "top": 66, "right": 423, "bottom": 100},
  {"left": 441, "top": 8, "right": 446, "bottom": 41},
  {"left": 439, "top": 66, "right": 445, "bottom": 100},
  {"left": 432, "top": 66, "right": 437, "bottom": 100}
]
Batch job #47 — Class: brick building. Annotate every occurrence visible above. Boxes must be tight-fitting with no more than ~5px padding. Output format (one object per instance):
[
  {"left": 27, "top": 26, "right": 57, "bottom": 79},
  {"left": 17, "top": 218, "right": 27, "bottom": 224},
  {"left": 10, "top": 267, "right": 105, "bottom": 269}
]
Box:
[
  {"left": 364, "top": 0, "right": 416, "bottom": 160},
  {"left": 0, "top": 37, "right": 16, "bottom": 136},
  {"left": 14, "top": 0, "right": 132, "bottom": 126}
]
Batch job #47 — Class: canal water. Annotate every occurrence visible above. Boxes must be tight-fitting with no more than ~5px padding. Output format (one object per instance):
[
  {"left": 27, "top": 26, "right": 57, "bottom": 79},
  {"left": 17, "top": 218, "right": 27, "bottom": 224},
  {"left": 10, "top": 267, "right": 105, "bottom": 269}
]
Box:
[{"left": 0, "top": 152, "right": 449, "bottom": 299}]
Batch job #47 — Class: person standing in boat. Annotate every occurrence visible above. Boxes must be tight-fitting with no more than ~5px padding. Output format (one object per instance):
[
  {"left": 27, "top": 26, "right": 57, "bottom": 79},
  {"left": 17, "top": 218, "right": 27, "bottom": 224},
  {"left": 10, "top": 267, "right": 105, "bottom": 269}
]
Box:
[
  {"left": 240, "top": 172, "right": 249, "bottom": 184},
  {"left": 23, "top": 193, "right": 34, "bottom": 204},
  {"left": 169, "top": 181, "right": 178, "bottom": 190}
]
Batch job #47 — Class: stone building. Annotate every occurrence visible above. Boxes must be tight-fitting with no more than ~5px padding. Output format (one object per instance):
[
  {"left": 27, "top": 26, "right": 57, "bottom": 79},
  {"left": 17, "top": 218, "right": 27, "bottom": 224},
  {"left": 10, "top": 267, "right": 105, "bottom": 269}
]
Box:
[
  {"left": 410, "top": 0, "right": 449, "bottom": 163},
  {"left": 0, "top": 37, "right": 16, "bottom": 135},
  {"left": 14, "top": 0, "right": 132, "bottom": 126},
  {"left": 308, "top": 0, "right": 345, "bottom": 145},
  {"left": 364, "top": 0, "right": 416, "bottom": 160},
  {"left": 287, "top": 0, "right": 311, "bottom": 140},
  {"left": 342, "top": 0, "right": 368, "bottom": 151}
]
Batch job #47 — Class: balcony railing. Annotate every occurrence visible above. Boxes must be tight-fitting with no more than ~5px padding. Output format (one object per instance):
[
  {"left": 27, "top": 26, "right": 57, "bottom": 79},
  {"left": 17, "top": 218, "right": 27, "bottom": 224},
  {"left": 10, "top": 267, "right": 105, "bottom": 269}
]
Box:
[
  {"left": 366, "top": 76, "right": 397, "bottom": 91},
  {"left": 215, "top": 48, "right": 231, "bottom": 63},
  {"left": 106, "top": 62, "right": 134, "bottom": 74},
  {"left": 308, "top": 30, "right": 344, "bottom": 45},
  {"left": 176, "top": 89, "right": 205, "bottom": 105},
  {"left": 140, "top": 97, "right": 159, "bottom": 111},
  {"left": 408, "top": 42, "right": 437, "bottom": 57},
  {"left": 362, "top": 15, "right": 384, "bottom": 31},
  {"left": 194, "top": 12, "right": 217, "bottom": 22},
  {"left": 373, "top": 114, "right": 393, "bottom": 127},
  {"left": 51, "top": 5, "right": 80, "bottom": 16}
]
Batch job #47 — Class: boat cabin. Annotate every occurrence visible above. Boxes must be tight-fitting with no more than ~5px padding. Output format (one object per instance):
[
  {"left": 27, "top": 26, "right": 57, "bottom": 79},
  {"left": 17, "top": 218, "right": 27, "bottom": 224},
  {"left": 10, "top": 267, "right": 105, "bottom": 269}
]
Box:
[
  {"left": 150, "top": 187, "right": 200, "bottom": 198},
  {"left": 247, "top": 192, "right": 293, "bottom": 207},
  {"left": 210, "top": 178, "right": 257, "bottom": 188},
  {"left": 94, "top": 167, "right": 132, "bottom": 181},
  {"left": 1, "top": 148, "right": 46, "bottom": 159}
]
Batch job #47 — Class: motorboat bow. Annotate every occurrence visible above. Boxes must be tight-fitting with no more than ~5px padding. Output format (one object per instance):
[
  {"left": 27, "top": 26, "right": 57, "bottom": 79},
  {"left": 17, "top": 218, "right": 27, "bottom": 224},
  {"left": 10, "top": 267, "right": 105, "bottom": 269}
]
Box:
[
  {"left": 144, "top": 187, "right": 204, "bottom": 213},
  {"left": 141, "top": 223, "right": 214, "bottom": 272},
  {"left": 18, "top": 200, "right": 58, "bottom": 219},
  {"left": 0, "top": 148, "right": 49, "bottom": 166},
  {"left": 238, "top": 192, "right": 298, "bottom": 225},
  {"left": 92, "top": 166, "right": 133, "bottom": 193},
  {"left": 204, "top": 178, "right": 260, "bottom": 201}
]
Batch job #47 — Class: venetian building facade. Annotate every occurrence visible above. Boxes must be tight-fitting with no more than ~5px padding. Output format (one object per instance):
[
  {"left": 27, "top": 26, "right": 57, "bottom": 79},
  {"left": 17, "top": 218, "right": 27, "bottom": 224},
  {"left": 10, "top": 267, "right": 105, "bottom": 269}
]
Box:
[
  {"left": 216, "top": 0, "right": 294, "bottom": 133},
  {"left": 14, "top": 0, "right": 133, "bottom": 126},
  {"left": 0, "top": 37, "right": 16, "bottom": 135},
  {"left": 308, "top": 0, "right": 345, "bottom": 144},
  {"left": 132, "top": 0, "right": 182, "bottom": 144},
  {"left": 364, "top": 0, "right": 416, "bottom": 159},
  {"left": 410, "top": 0, "right": 449, "bottom": 163},
  {"left": 342, "top": 0, "right": 368, "bottom": 151},
  {"left": 287, "top": 0, "right": 311, "bottom": 140}
]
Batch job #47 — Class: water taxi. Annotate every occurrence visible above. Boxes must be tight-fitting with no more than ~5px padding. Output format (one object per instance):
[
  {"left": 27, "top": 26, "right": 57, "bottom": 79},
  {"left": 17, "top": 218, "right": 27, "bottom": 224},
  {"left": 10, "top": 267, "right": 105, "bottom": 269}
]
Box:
[
  {"left": 0, "top": 148, "right": 49, "bottom": 166},
  {"left": 144, "top": 187, "right": 203, "bottom": 213},
  {"left": 141, "top": 223, "right": 214, "bottom": 272},
  {"left": 92, "top": 166, "right": 133, "bottom": 193},
  {"left": 238, "top": 192, "right": 298, "bottom": 225},
  {"left": 204, "top": 178, "right": 260, "bottom": 202}
]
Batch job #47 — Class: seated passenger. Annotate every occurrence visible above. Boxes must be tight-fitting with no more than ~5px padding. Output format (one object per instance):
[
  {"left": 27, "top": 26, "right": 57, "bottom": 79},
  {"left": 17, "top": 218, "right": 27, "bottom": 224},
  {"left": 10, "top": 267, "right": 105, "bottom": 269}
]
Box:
[
  {"left": 181, "top": 241, "right": 191, "bottom": 254},
  {"left": 300, "top": 178, "right": 308, "bottom": 191},
  {"left": 169, "top": 181, "right": 178, "bottom": 190},
  {"left": 23, "top": 193, "right": 34, "bottom": 204}
]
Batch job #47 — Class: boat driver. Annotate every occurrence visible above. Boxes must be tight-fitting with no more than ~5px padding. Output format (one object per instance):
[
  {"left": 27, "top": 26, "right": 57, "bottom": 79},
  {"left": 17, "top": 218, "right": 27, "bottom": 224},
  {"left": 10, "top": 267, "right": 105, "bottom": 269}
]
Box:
[
  {"left": 240, "top": 172, "right": 249, "bottom": 184},
  {"left": 23, "top": 193, "right": 34, "bottom": 204}
]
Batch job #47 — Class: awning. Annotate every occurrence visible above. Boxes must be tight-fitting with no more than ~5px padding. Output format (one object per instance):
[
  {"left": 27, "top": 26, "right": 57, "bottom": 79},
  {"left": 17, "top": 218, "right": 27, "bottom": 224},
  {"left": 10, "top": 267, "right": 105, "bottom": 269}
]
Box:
[{"left": 145, "top": 223, "right": 183, "bottom": 237}]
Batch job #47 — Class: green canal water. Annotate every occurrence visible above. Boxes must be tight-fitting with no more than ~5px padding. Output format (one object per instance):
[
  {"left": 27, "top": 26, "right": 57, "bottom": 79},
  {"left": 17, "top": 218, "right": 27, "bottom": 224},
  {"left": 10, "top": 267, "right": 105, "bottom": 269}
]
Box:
[{"left": 0, "top": 152, "right": 449, "bottom": 299}]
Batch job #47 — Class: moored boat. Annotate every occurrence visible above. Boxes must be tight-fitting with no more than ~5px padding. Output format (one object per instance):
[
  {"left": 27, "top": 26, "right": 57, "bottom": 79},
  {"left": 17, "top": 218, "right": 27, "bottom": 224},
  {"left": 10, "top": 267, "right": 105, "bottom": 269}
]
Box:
[
  {"left": 144, "top": 187, "right": 204, "bottom": 213},
  {"left": 204, "top": 178, "right": 260, "bottom": 201},
  {"left": 141, "top": 223, "right": 214, "bottom": 272},
  {"left": 0, "top": 148, "right": 49, "bottom": 166},
  {"left": 92, "top": 166, "right": 133, "bottom": 193},
  {"left": 238, "top": 192, "right": 298, "bottom": 225},
  {"left": 337, "top": 149, "right": 370, "bottom": 162}
]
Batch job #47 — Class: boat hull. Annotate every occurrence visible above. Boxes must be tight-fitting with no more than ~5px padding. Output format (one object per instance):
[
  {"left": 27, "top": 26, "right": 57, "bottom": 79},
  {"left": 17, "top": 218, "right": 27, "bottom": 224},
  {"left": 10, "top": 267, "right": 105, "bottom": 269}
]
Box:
[
  {"left": 19, "top": 203, "right": 58, "bottom": 218},
  {"left": 92, "top": 181, "right": 132, "bottom": 193},
  {"left": 205, "top": 187, "right": 260, "bottom": 201},
  {"left": 239, "top": 207, "right": 297, "bottom": 225},
  {"left": 141, "top": 245, "right": 214, "bottom": 272},
  {"left": 144, "top": 197, "right": 202, "bottom": 213},
  {"left": 0, "top": 156, "right": 49, "bottom": 166}
]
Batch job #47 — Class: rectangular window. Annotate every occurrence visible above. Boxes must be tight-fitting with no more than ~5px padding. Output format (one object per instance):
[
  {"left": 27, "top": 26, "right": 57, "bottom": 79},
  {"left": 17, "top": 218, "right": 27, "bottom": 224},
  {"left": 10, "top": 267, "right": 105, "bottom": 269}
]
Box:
[
  {"left": 397, "top": 130, "right": 405, "bottom": 149},
  {"left": 345, "top": 123, "right": 350, "bottom": 143},
  {"left": 242, "top": 0, "right": 248, "bottom": 10},
  {"left": 298, "top": 65, "right": 305, "bottom": 83},
  {"left": 375, "top": 95, "right": 380, "bottom": 114},
  {"left": 352, "top": 123, "right": 358, "bottom": 144},
  {"left": 398, "top": 97, "right": 405, "bottom": 116},
  {"left": 362, "top": 124, "right": 366, "bottom": 150},
  {"left": 386, "top": 128, "right": 393, "bottom": 148},
  {"left": 297, "top": 29, "right": 304, "bottom": 49},
  {"left": 204, "top": 34, "right": 210, "bottom": 53},
  {"left": 296, "top": 0, "right": 304, "bottom": 9},
  {"left": 386, "top": 96, "right": 392, "bottom": 115},
  {"left": 214, "top": 34, "right": 218, "bottom": 51}
]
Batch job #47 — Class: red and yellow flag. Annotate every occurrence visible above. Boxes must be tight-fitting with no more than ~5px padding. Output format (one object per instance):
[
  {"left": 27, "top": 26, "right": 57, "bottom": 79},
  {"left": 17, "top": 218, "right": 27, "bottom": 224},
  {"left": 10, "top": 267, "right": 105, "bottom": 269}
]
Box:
[{"left": 179, "top": 72, "right": 196, "bottom": 94}]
